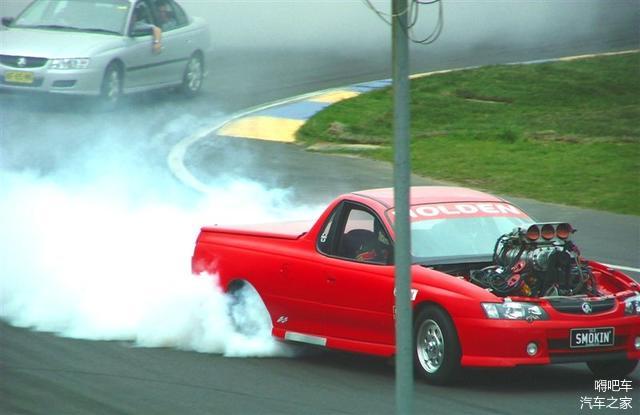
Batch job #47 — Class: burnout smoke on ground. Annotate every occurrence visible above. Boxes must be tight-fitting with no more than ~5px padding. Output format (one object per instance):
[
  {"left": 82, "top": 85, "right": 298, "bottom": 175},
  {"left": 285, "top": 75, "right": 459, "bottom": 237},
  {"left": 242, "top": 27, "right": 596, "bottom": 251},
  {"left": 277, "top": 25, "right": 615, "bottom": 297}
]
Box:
[{"left": 0, "top": 116, "right": 319, "bottom": 357}]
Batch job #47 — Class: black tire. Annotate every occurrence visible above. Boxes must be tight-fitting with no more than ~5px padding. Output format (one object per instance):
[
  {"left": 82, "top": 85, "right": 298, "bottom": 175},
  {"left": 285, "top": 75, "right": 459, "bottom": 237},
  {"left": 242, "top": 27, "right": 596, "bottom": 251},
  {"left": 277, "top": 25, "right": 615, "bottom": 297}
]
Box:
[
  {"left": 413, "top": 305, "right": 462, "bottom": 385},
  {"left": 587, "top": 359, "right": 638, "bottom": 378},
  {"left": 227, "top": 282, "right": 272, "bottom": 336},
  {"left": 180, "top": 53, "right": 203, "bottom": 97},
  {"left": 99, "top": 62, "right": 123, "bottom": 109}
]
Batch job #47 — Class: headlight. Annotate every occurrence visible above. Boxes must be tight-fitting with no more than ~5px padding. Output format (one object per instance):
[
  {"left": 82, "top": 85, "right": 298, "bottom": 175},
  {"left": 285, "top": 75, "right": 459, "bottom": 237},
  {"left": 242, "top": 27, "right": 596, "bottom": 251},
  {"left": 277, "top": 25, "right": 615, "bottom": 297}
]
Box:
[
  {"left": 50, "top": 58, "right": 90, "bottom": 70},
  {"left": 482, "top": 301, "right": 548, "bottom": 321},
  {"left": 623, "top": 292, "right": 640, "bottom": 316}
]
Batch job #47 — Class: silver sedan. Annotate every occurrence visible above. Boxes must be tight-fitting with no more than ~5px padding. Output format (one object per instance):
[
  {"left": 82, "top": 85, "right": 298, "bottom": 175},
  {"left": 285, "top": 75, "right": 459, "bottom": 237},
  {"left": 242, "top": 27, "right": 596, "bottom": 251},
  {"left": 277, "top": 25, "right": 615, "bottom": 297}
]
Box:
[{"left": 0, "top": 0, "right": 211, "bottom": 106}]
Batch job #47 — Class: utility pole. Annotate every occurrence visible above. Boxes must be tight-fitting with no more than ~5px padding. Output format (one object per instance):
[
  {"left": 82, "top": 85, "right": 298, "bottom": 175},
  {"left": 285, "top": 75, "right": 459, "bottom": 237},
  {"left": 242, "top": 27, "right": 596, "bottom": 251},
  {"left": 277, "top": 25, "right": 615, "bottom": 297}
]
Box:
[{"left": 392, "top": 0, "right": 413, "bottom": 414}]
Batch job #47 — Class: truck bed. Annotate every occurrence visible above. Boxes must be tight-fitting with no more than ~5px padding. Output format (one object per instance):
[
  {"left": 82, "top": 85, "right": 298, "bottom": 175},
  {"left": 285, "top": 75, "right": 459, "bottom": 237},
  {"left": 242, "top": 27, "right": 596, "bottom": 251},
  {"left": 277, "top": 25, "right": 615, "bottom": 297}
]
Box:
[{"left": 200, "top": 220, "right": 313, "bottom": 240}]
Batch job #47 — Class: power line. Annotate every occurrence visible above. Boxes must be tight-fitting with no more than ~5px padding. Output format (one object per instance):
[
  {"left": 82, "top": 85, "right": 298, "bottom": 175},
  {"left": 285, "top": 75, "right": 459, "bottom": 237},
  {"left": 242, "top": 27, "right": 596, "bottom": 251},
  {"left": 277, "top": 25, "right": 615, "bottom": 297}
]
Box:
[
  {"left": 360, "top": 0, "right": 444, "bottom": 45},
  {"left": 408, "top": 0, "right": 443, "bottom": 44},
  {"left": 361, "top": 0, "right": 410, "bottom": 26}
]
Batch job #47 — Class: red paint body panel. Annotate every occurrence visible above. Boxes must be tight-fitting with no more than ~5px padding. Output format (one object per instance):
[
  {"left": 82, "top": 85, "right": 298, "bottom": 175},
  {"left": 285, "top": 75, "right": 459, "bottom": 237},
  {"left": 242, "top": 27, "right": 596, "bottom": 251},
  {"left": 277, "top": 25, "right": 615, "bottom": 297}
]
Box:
[
  {"left": 201, "top": 220, "right": 313, "bottom": 240},
  {"left": 192, "top": 186, "right": 640, "bottom": 368}
]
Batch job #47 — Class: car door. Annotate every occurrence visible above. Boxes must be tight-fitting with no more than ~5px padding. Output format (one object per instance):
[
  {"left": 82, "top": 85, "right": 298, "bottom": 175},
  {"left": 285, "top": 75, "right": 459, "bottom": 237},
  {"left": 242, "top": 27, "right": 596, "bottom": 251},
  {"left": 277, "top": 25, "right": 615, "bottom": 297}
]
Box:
[
  {"left": 122, "top": 0, "right": 166, "bottom": 89},
  {"left": 150, "top": 0, "right": 192, "bottom": 84},
  {"left": 317, "top": 202, "right": 396, "bottom": 346},
  {"left": 270, "top": 206, "right": 343, "bottom": 339}
]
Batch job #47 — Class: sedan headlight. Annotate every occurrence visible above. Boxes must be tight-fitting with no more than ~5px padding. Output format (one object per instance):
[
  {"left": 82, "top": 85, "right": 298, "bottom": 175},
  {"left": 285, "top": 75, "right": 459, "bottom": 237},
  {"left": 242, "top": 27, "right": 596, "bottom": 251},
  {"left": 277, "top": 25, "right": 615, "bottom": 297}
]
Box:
[
  {"left": 50, "top": 58, "right": 90, "bottom": 70},
  {"left": 623, "top": 292, "right": 640, "bottom": 316},
  {"left": 482, "top": 301, "right": 548, "bottom": 321}
]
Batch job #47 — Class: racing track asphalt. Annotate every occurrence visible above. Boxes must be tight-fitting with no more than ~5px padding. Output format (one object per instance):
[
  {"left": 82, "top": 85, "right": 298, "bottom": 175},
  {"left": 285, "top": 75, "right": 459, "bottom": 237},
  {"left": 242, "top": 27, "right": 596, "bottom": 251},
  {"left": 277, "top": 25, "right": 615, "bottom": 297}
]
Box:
[
  {"left": 3, "top": 54, "right": 639, "bottom": 415},
  {"left": 2, "top": 11, "right": 640, "bottom": 415},
  {"left": 176, "top": 51, "right": 640, "bottom": 277}
]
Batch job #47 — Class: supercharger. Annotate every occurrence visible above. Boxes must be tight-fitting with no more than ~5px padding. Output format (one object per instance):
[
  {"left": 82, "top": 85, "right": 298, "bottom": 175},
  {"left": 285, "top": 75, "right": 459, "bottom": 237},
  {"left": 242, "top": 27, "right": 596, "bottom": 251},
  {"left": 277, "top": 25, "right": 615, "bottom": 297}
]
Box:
[{"left": 470, "top": 223, "right": 598, "bottom": 297}]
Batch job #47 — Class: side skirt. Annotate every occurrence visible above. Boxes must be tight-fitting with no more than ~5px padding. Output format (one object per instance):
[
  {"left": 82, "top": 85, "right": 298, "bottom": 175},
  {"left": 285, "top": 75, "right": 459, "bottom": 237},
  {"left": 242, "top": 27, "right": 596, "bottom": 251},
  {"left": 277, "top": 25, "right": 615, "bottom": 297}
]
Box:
[{"left": 273, "top": 327, "right": 395, "bottom": 357}]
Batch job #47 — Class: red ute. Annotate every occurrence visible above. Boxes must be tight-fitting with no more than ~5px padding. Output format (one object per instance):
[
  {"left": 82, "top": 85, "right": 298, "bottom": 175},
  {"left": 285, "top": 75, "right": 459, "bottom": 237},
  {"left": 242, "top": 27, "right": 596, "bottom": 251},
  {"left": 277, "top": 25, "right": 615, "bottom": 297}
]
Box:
[{"left": 192, "top": 186, "right": 640, "bottom": 384}]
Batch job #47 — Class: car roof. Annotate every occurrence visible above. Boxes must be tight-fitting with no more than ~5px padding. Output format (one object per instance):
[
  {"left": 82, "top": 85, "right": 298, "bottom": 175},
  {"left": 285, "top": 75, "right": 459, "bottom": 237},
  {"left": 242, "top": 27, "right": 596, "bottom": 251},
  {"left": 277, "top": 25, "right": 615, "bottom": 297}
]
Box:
[{"left": 351, "top": 186, "right": 505, "bottom": 208}]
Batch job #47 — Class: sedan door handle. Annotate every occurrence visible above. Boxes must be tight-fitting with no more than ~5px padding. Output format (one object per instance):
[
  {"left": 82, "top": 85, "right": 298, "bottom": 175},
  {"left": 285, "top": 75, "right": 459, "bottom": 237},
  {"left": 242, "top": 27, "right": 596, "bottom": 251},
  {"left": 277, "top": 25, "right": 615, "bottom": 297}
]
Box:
[{"left": 326, "top": 276, "right": 336, "bottom": 284}]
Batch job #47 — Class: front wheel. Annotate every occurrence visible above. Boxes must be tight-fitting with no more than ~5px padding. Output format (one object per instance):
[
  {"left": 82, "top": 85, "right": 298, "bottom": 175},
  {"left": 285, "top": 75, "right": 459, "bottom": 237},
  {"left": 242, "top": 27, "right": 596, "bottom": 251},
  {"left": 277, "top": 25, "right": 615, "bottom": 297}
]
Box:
[
  {"left": 180, "top": 53, "right": 203, "bottom": 97},
  {"left": 414, "top": 306, "right": 462, "bottom": 385},
  {"left": 99, "top": 62, "right": 123, "bottom": 109},
  {"left": 587, "top": 359, "right": 638, "bottom": 378}
]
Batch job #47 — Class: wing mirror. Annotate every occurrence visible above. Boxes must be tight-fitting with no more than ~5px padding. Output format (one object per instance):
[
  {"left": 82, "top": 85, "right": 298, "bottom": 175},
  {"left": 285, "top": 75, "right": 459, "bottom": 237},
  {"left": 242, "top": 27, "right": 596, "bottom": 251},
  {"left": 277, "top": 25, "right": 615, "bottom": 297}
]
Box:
[{"left": 2, "top": 17, "right": 14, "bottom": 27}]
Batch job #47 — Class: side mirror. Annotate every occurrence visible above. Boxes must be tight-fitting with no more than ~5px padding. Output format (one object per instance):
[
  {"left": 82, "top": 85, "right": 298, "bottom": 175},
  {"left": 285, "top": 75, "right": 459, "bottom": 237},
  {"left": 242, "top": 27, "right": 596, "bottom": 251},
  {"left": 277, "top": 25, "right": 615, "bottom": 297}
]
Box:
[
  {"left": 2, "top": 17, "right": 15, "bottom": 27},
  {"left": 131, "top": 23, "right": 153, "bottom": 37}
]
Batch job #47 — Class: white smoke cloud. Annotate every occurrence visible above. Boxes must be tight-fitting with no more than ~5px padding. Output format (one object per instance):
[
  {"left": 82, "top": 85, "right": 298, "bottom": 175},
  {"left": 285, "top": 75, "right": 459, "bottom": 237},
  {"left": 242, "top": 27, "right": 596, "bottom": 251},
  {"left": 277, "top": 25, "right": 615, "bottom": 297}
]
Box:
[
  {"left": 0, "top": 117, "right": 320, "bottom": 357},
  {"left": 6, "top": 0, "right": 632, "bottom": 54}
]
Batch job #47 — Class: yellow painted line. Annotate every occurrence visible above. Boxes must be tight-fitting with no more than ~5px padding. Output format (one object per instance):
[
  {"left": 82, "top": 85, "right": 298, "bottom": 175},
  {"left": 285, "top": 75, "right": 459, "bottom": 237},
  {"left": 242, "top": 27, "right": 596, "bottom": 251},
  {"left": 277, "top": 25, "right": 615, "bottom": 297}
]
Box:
[
  {"left": 308, "top": 90, "right": 360, "bottom": 103},
  {"left": 170, "top": 49, "right": 640, "bottom": 194},
  {"left": 218, "top": 116, "right": 305, "bottom": 143}
]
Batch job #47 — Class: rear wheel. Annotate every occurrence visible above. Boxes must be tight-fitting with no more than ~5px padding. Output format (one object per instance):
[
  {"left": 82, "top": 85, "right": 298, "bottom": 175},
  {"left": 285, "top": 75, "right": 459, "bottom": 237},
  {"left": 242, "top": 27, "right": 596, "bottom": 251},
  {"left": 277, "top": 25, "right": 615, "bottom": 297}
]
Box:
[
  {"left": 227, "top": 282, "right": 272, "bottom": 336},
  {"left": 414, "top": 306, "right": 462, "bottom": 385},
  {"left": 587, "top": 359, "right": 638, "bottom": 378},
  {"left": 99, "top": 62, "right": 122, "bottom": 109},
  {"left": 180, "top": 53, "right": 203, "bottom": 96}
]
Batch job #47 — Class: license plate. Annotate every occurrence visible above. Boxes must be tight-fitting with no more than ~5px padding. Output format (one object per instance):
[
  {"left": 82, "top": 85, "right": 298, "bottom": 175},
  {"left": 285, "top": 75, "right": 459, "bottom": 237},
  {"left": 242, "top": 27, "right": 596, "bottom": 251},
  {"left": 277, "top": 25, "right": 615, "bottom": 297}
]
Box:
[
  {"left": 5, "top": 71, "right": 34, "bottom": 84},
  {"left": 570, "top": 327, "right": 614, "bottom": 348}
]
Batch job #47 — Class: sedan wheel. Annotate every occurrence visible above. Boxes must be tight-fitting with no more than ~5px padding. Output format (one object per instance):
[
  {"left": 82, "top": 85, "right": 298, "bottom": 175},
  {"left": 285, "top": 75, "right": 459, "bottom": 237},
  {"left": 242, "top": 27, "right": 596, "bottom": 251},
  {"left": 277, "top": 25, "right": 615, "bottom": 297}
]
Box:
[
  {"left": 414, "top": 306, "right": 461, "bottom": 384},
  {"left": 100, "top": 63, "right": 122, "bottom": 109},
  {"left": 181, "top": 54, "right": 203, "bottom": 96}
]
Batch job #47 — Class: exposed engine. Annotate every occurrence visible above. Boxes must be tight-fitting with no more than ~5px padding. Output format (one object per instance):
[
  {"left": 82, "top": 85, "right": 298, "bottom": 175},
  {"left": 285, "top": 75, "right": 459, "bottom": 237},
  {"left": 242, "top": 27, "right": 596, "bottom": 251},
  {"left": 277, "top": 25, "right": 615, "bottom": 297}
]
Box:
[{"left": 470, "top": 223, "right": 599, "bottom": 297}]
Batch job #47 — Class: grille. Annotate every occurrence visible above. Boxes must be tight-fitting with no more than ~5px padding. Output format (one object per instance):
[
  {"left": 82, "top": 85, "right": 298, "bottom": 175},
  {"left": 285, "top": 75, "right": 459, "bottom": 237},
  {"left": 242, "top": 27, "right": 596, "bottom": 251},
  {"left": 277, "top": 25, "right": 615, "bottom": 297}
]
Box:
[
  {"left": 547, "top": 297, "right": 616, "bottom": 314},
  {"left": 549, "top": 350, "right": 628, "bottom": 364},
  {"left": 0, "top": 55, "right": 48, "bottom": 68},
  {"left": 52, "top": 80, "right": 76, "bottom": 88}
]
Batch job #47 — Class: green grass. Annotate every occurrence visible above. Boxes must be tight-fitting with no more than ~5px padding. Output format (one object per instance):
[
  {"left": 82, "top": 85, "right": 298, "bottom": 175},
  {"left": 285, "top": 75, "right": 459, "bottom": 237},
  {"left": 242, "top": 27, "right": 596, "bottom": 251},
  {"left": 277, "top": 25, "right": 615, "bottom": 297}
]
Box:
[{"left": 297, "top": 52, "right": 640, "bottom": 215}]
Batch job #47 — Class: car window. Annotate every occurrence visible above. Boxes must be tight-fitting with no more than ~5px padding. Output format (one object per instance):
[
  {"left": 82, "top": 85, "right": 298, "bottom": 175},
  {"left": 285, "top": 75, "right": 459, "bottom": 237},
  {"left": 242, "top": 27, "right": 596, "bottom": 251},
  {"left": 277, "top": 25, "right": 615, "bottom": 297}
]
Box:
[
  {"left": 14, "top": 0, "right": 130, "bottom": 35},
  {"left": 317, "top": 208, "right": 338, "bottom": 256},
  {"left": 411, "top": 216, "right": 531, "bottom": 260},
  {"left": 151, "top": 0, "right": 182, "bottom": 31},
  {"left": 132, "top": 1, "right": 153, "bottom": 25},
  {"left": 385, "top": 202, "right": 532, "bottom": 262},
  {"left": 317, "top": 202, "right": 392, "bottom": 264},
  {"left": 16, "top": 0, "right": 65, "bottom": 22},
  {"left": 172, "top": 1, "right": 189, "bottom": 26},
  {"left": 337, "top": 207, "right": 391, "bottom": 264}
]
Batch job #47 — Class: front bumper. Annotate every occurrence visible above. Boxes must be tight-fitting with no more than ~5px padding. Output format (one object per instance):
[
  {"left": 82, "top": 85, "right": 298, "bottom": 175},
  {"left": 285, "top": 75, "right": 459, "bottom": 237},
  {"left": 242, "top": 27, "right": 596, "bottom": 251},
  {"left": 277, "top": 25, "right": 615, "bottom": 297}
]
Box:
[
  {"left": 456, "top": 315, "right": 640, "bottom": 368},
  {"left": 0, "top": 64, "right": 104, "bottom": 96}
]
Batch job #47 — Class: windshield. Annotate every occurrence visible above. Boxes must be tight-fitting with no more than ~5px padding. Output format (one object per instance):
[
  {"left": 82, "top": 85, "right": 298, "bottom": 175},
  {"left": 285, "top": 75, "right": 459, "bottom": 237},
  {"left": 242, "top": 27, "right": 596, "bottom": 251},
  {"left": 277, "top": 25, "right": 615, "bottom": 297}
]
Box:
[
  {"left": 14, "top": 0, "right": 130, "bottom": 35},
  {"left": 387, "top": 202, "right": 533, "bottom": 262}
]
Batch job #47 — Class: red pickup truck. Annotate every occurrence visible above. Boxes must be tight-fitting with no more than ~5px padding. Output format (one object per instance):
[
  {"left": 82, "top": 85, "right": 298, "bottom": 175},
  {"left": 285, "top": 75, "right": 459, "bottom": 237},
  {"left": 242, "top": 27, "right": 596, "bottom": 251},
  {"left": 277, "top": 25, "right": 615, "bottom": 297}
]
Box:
[{"left": 192, "top": 186, "right": 640, "bottom": 384}]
